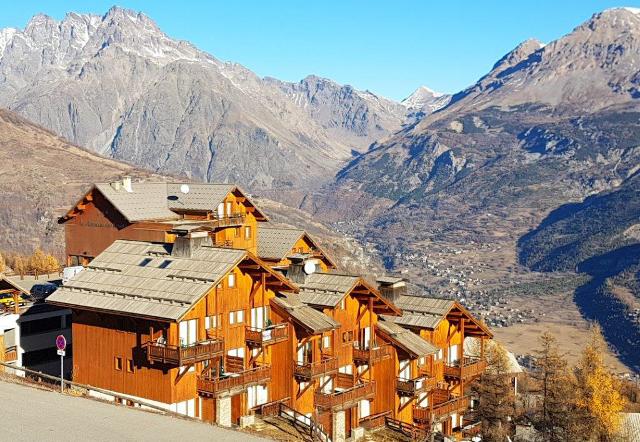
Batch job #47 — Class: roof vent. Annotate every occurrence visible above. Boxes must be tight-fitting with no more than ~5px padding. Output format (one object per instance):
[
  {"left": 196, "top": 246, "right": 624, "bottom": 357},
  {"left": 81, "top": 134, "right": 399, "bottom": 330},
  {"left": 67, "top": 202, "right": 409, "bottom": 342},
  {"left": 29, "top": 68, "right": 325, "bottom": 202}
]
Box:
[{"left": 180, "top": 184, "right": 190, "bottom": 194}]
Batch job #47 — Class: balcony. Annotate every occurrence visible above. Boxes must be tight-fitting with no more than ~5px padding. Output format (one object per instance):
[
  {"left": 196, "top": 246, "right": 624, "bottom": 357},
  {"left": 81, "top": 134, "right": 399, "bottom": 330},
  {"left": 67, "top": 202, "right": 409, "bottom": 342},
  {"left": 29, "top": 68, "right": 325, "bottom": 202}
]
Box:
[
  {"left": 412, "top": 394, "right": 471, "bottom": 423},
  {"left": 294, "top": 357, "right": 338, "bottom": 381},
  {"left": 210, "top": 213, "right": 245, "bottom": 229},
  {"left": 197, "top": 365, "right": 271, "bottom": 397},
  {"left": 352, "top": 343, "right": 392, "bottom": 366},
  {"left": 315, "top": 381, "right": 376, "bottom": 411},
  {"left": 444, "top": 357, "right": 487, "bottom": 381},
  {"left": 4, "top": 346, "right": 17, "bottom": 362},
  {"left": 396, "top": 375, "right": 437, "bottom": 396},
  {"left": 245, "top": 324, "right": 289, "bottom": 347},
  {"left": 143, "top": 339, "right": 224, "bottom": 366}
]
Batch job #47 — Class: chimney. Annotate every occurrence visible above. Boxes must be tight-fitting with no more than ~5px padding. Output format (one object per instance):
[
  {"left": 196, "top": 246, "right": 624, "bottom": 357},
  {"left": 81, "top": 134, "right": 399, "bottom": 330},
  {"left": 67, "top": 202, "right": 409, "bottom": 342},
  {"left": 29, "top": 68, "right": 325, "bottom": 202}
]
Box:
[
  {"left": 171, "top": 230, "right": 211, "bottom": 258},
  {"left": 287, "top": 256, "right": 317, "bottom": 285},
  {"left": 377, "top": 277, "right": 407, "bottom": 304},
  {"left": 110, "top": 181, "right": 121, "bottom": 191},
  {"left": 122, "top": 176, "right": 133, "bottom": 193}
]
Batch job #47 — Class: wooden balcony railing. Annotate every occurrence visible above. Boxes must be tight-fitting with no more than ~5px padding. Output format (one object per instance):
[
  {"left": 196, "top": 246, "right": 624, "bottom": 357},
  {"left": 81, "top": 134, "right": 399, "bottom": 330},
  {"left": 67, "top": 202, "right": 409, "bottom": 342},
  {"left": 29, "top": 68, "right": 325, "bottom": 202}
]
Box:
[
  {"left": 413, "top": 395, "right": 471, "bottom": 423},
  {"left": 214, "top": 239, "right": 234, "bottom": 248},
  {"left": 444, "top": 357, "right": 488, "bottom": 380},
  {"left": 359, "top": 410, "right": 391, "bottom": 430},
  {"left": 433, "top": 395, "right": 471, "bottom": 417},
  {"left": 314, "top": 381, "right": 376, "bottom": 411},
  {"left": 352, "top": 343, "right": 393, "bottom": 366},
  {"left": 293, "top": 357, "right": 338, "bottom": 381},
  {"left": 197, "top": 365, "right": 271, "bottom": 396},
  {"left": 210, "top": 213, "right": 245, "bottom": 229},
  {"left": 245, "top": 324, "right": 289, "bottom": 347},
  {"left": 396, "top": 375, "right": 437, "bottom": 396},
  {"left": 3, "top": 346, "right": 17, "bottom": 362},
  {"left": 385, "top": 417, "right": 428, "bottom": 440},
  {"left": 144, "top": 339, "right": 224, "bottom": 366}
]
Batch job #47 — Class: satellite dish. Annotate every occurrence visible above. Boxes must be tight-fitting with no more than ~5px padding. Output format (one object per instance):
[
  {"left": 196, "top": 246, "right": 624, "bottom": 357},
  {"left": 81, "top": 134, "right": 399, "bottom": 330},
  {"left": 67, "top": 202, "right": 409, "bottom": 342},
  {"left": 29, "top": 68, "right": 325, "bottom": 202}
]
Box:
[
  {"left": 303, "top": 261, "right": 316, "bottom": 275},
  {"left": 180, "top": 184, "right": 190, "bottom": 194}
]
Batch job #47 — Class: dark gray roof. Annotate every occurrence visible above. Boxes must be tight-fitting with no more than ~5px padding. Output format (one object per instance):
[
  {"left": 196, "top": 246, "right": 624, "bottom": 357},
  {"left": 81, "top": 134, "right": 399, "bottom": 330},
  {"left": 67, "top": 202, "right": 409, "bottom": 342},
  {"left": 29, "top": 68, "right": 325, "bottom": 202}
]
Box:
[
  {"left": 96, "top": 183, "right": 177, "bottom": 222},
  {"left": 377, "top": 320, "right": 438, "bottom": 358},
  {"left": 257, "top": 226, "right": 305, "bottom": 260},
  {"left": 296, "top": 273, "right": 360, "bottom": 307},
  {"left": 47, "top": 240, "right": 246, "bottom": 321},
  {"left": 380, "top": 296, "right": 455, "bottom": 329},
  {"left": 383, "top": 313, "right": 443, "bottom": 329},
  {"left": 394, "top": 296, "right": 455, "bottom": 315},
  {"left": 86, "top": 182, "right": 264, "bottom": 223},
  {"left": 271, "top": 293, "right": 340, "bottom": 334},
  {"left": 376, "top": 276, "right": 405, "bottom": 285}
]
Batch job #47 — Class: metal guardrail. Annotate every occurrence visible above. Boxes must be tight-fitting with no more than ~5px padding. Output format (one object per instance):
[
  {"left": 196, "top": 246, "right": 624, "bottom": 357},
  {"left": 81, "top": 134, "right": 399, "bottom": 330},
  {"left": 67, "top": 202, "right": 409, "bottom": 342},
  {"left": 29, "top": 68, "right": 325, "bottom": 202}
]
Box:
[{"left": 0, "top": 360, "right": 200, "bottom": 420}]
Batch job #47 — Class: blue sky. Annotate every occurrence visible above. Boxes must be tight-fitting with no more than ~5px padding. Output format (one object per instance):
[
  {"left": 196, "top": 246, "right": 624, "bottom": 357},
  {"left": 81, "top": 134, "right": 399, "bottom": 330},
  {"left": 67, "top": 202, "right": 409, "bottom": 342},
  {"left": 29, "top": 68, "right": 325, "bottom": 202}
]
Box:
[{"left": 0, "top": 1, "right": 636, "bottom": 100}]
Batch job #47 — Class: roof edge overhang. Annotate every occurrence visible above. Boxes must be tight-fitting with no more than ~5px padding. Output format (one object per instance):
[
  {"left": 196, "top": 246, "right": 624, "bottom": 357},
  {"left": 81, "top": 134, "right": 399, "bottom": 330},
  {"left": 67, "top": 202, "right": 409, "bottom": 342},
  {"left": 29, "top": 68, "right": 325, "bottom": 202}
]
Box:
[{"left": 46, "top": 299, "right": 176, "bottom": 323}]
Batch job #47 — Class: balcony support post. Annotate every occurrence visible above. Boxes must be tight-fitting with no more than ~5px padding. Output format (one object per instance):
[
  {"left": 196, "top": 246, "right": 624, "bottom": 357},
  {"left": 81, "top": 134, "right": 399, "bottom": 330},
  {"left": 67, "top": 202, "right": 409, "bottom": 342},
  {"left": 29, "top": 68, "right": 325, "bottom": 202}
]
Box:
[
  {"left": 216, "top": 395, "right": 232, "bottom": 427},
  {"left": 332, "top": 410, "right": 346, "bottom": 442}
]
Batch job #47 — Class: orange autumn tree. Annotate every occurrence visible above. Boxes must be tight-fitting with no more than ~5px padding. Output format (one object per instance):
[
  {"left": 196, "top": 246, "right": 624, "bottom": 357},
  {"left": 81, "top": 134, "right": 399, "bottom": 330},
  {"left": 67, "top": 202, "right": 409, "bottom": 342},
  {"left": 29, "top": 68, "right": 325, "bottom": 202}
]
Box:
[{"left": 574, "top": 324, "right": 625, "bottom": 440}]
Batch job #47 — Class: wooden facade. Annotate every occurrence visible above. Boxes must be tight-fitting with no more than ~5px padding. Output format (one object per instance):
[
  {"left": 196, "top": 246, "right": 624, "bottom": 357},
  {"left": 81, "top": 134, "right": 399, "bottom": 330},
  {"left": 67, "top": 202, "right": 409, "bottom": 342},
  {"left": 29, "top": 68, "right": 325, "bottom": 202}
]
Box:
[{"left": 54, "top": 180, "right": 493, "bottom": 441}]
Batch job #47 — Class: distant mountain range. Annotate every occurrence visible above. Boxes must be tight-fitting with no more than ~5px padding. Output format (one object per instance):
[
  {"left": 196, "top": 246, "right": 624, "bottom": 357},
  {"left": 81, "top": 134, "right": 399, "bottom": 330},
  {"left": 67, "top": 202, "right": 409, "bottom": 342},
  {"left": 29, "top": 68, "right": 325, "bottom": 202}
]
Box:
[{"left": 0, "top": 7, "right": 449, "bottom": 189}]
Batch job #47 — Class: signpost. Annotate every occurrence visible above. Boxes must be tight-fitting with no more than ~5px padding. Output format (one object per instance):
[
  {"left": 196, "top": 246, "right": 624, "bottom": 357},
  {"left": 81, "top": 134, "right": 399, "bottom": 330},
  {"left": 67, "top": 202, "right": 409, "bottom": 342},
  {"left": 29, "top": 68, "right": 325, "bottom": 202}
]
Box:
[{"left": 55, "top": 335, "right": 66, "bottom": 392}]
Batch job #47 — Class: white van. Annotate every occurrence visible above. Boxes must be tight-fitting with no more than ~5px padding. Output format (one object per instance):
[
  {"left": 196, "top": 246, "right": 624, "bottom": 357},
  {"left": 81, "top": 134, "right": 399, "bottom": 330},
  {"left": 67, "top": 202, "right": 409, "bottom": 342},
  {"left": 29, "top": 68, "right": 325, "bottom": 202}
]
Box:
[{"left": 62, "top": 266, "right": 84, "bottom": 285}]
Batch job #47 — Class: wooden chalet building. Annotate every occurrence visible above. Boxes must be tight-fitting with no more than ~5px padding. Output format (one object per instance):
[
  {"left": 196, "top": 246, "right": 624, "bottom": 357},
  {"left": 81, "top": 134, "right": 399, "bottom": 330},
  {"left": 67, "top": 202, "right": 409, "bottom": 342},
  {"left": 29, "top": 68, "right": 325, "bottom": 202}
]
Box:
[
  {"left": 48, "top": 235, "right": 296, "bottom": 425},
  {"left": 378, "top": 277, "right": 493, "bottom": 439},
  {"left": 50, "top": 179, "right": 494, "bottom": 441},
  {"left": 269, "top": 269, "right": 400, "bottom": 440},
  {"left": 58, "top": 177, "right": 267, "bottom": 265}
]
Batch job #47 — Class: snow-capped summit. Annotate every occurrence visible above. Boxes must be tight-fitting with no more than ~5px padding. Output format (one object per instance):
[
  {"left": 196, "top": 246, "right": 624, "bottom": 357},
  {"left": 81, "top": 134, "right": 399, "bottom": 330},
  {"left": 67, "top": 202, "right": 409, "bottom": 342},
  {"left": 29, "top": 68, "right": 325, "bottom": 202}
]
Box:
[{"left": 402, "top": 86, "right": 451, "bottom": 114}]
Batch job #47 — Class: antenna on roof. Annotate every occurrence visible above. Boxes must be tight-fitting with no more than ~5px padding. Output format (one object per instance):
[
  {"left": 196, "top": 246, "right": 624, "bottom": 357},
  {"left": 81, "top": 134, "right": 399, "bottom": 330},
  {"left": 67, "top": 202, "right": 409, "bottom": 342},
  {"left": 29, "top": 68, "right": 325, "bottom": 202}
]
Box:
[{"left": 180, "top": 184, "right": 190, "bottom": 194}]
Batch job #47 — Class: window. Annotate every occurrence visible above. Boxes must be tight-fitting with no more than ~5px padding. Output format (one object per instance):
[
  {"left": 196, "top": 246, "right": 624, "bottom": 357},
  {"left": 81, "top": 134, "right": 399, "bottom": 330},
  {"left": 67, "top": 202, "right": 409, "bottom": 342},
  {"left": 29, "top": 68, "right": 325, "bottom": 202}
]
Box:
[
  {"left": 245, "top": 226, "right": 252, "bottom": 239},
  {"left": 229, "top": 310, "right": 243, "bottom": 325},
  {"left": 127, "top": 359, "right": 134, "bottom": 373},
  {"left": 419, "top": 356, "right": 426, "bottom": 366},
  {"left": 205, "top": 314, "right": 222, "bottom": 329},
  {"left": 115, "top": 357, "right": 122, "bottom": 371},
  {"left": 179, "top": 319, "right": 198, "bottom": 346},
  {"left": 226, "top": 201, "right": 232, "bottom": 215},
  {"left": 158, "top": 259, "right": 172, "bottom": 269},
  {"left": 342, "top": 331, "right": 354, "bottom": 343},
  {"left": 139, "top": 258, "right": 152, "bottom": 267},
  {"left": 228, "top": 273, "right": 235, "bottom": 288},
  {"left": 322, "top": 335, "right": 331, "bottom": 350},
  {"left": 217, "top": 203, "right": 224, "bottom": 218},
  {"left": 235, "top": 227, "right": 241, "bottom": 238}
]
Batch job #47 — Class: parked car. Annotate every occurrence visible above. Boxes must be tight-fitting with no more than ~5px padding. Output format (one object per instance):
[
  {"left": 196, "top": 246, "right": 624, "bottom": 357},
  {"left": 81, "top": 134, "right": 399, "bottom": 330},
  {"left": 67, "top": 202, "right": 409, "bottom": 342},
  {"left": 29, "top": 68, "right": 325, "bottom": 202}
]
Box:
[{"left": 30, "top": 282, "right": 59, "bottom": 301}]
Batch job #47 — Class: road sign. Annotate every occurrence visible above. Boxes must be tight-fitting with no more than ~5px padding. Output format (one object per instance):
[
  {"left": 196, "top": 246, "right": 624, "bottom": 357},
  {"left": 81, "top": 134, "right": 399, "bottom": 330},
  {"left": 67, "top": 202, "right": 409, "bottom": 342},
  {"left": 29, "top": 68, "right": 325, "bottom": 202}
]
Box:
[
  {"left": 56, "top": 335, "right": 66, "bottom": 351},
  {"left": 57, "top": 349, "right": 66, "bottom": 356}
]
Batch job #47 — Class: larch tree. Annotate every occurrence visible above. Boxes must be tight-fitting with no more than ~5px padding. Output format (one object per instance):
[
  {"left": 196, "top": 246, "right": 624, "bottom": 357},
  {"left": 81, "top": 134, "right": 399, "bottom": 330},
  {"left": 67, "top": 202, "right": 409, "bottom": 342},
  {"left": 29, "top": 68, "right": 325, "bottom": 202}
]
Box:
[
  {"left": 574, "top": 325, "right": 625, "bottom": 441},
  {"left": 473, "top": 341, "right": 516, "bottom": 442},
  {"left": 29, "top": 248, "right": 47, "bottom": 275},
  {"left": 44, "top": 253, "right": 60, "bottom": 275},
  {"left": 12, "top": 255, "right": 27, "bottom": 277},
  {"left": 532, "top": 332, "right": 576, "bottom": 442}
]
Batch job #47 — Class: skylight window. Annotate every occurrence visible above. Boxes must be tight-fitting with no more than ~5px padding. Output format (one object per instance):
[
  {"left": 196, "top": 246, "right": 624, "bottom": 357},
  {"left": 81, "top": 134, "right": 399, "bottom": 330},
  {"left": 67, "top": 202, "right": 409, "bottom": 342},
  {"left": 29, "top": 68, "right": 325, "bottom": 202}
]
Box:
[
  {"left": 139, "top": 258, "right": 153, "bottom": 267},
  {"left": 158, "top": 260, "right": 172, "bottom": 269}
]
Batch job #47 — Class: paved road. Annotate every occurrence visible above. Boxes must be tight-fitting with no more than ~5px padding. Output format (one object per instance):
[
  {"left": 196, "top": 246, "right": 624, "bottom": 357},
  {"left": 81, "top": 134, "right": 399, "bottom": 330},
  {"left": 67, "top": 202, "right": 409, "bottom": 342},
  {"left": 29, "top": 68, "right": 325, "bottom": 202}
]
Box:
[{"left": 1, "top": 380, "right": 265, "bottom": 441}]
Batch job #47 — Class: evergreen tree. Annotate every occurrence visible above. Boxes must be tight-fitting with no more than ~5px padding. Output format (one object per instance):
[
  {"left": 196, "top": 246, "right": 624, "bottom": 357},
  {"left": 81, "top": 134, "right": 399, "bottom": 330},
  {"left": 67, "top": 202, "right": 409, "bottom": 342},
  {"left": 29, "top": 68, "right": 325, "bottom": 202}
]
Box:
[
  {"left": 0, "top": 252, "right": 5, "bottom": 274},
  {"left": 474, "top": 342, "right": 515, "bottom": 441},
  {"left": 532, "top": 332, "right": 576, "bottom": 442}
]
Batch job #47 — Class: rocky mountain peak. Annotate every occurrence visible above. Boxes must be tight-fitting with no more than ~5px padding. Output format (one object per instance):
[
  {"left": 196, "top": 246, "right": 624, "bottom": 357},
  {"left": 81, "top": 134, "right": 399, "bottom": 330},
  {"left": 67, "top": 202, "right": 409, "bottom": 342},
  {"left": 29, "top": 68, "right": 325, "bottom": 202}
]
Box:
[
  {"left": 402, "top": 86, "right": 451, "bottom": 115},
  {"left": 490, "top": 38, "right": 544, "bottom": 74}
]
